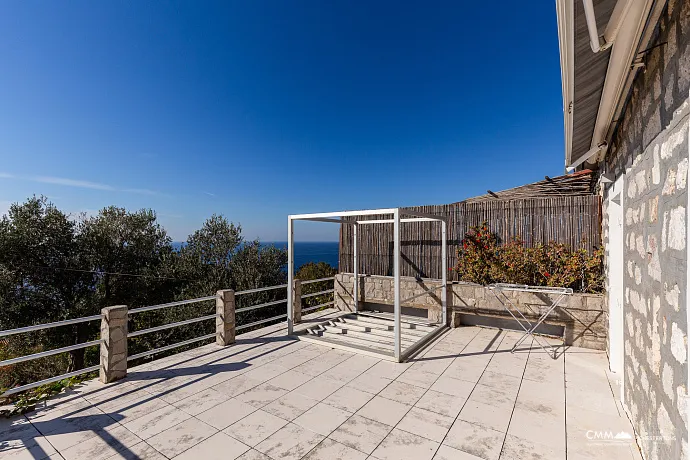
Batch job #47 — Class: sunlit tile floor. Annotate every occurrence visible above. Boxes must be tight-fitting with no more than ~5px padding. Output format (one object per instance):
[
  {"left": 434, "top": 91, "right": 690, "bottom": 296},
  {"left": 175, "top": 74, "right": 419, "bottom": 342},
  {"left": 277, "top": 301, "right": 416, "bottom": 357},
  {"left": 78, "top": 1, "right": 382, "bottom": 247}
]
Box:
[{"left": 0, "top": 310, "right": 641, "bottom": 460}]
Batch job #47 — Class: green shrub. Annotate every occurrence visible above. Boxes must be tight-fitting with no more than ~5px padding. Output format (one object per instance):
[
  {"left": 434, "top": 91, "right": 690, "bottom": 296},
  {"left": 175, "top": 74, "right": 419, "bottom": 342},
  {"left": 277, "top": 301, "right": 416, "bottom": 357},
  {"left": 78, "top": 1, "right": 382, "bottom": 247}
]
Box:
[
  {"left": 454, "top": 223, "right": 604, "bottom": 293},
  {"left": 296, "top": 262, "right": 337, "bottom": 311}
]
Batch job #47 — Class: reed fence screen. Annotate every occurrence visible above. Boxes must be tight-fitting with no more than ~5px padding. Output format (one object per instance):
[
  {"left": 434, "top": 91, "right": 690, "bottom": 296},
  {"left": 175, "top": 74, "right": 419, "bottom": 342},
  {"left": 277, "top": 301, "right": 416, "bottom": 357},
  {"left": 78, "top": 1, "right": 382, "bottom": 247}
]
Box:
[{"left": 339, "top": 195, "right": 601, "bottom": 280}]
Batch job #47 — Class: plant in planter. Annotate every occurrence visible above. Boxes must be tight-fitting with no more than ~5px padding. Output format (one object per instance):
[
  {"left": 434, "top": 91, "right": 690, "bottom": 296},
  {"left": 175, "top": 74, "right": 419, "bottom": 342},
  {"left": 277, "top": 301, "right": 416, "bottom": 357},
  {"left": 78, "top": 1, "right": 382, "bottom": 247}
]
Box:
[{"left": 455, "top": 223, "right": 604, "bottom": 294}]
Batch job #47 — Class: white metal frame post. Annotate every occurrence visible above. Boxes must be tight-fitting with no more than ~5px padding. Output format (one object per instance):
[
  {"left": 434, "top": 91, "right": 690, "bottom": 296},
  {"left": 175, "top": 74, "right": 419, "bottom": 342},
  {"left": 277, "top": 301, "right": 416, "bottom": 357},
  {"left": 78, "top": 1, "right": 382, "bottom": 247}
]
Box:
[
  {"left": 393, "top": 208, "right": 401, "bottom": 361},
  {"left": 287, "top": 207, "right": 447, "bottom": 362},
  {"left": 353, "top": 223, "right": 358, "bottom": 312},
  {"left": 441, "top": 219, "right": 447, "bottom": 325},
  {"left": 287, "top": 216, "right": 294, "bottom": 335}
]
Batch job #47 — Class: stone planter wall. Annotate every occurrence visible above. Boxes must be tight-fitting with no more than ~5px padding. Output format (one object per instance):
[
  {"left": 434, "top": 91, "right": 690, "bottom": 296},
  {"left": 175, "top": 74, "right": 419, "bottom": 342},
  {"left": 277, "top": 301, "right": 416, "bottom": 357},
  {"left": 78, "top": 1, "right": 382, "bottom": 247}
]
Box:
[{"left": 334, "top": 273, "right": 607, "bottom": 350}]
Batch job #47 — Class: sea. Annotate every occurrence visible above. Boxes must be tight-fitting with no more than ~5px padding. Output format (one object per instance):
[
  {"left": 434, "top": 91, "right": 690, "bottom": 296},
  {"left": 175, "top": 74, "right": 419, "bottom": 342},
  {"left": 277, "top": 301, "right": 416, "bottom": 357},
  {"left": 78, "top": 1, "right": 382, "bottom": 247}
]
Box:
[{"left": 172, "top": 241, "right": 339, "bottom": 269}]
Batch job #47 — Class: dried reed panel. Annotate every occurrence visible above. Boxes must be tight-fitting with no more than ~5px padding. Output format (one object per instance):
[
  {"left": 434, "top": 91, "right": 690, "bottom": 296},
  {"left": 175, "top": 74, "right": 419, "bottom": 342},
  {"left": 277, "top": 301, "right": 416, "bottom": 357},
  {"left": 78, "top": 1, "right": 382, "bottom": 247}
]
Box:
[{"left": 339, "top": 195, "right": 601, "bottom": 280}]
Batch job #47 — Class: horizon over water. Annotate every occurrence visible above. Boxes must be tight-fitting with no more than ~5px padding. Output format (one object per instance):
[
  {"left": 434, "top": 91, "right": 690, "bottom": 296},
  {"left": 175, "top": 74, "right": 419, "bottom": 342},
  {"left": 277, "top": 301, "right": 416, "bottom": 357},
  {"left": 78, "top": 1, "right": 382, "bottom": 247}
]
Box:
[
  {"left": 172, "top": 241, "right": 339, "bottom": 269},
  {"left": 269, "top": 241, "right": 339, "bottom": 269}
]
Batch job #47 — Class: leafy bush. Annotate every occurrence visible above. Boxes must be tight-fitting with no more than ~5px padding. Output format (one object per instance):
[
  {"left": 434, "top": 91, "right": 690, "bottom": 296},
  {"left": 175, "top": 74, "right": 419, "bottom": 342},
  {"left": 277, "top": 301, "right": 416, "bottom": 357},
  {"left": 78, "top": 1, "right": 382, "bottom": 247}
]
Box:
[
  {"left": 454, "top": 223, "right": 604, "bottom": 293},
  {"left": 0, "top": 197, "right": 289, "bottom": 403},
  {"left": 296, "top": 262, "right": 337, "bottom": 311},
  {"left": 0, "top": 371, "right": 96, "bottom": 417}
]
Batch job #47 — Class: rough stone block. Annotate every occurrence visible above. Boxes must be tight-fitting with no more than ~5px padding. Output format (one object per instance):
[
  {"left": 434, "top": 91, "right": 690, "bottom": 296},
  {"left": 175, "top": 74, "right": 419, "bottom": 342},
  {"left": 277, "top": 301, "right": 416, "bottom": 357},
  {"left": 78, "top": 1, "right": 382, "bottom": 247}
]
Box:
[
  {"left": 292, "top": 279, "right": 302, "bottom": 323},
  {"left": 216, "top": 289, "right": 236, "bottom": 346},
  {"left": 449, "top": 311, "right": 459, "bottom": 327},
  {"left": 100, "top": 305, "right": 128, "bottom": 384},
  {"left": 567, "top": 295, "right": 585, "bottom": 309}
]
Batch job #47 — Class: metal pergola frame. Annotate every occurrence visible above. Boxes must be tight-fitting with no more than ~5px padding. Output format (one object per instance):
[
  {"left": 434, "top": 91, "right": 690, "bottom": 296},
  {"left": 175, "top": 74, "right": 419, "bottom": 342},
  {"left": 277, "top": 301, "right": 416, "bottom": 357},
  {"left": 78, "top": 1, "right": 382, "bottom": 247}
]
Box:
[{"left": 287, "top": 208, "right": 448, "bottom": 362}]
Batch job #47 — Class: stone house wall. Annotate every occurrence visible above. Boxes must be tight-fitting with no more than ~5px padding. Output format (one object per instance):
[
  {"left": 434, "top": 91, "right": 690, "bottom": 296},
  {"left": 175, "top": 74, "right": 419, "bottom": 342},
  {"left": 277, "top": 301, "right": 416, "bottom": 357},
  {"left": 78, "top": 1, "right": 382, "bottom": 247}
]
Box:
[
  {"left": 334, "top": 273, "right": 606, "bottom": 350},
  {"left": 599, "top": 1, "right": 689, "bottom": 458}
]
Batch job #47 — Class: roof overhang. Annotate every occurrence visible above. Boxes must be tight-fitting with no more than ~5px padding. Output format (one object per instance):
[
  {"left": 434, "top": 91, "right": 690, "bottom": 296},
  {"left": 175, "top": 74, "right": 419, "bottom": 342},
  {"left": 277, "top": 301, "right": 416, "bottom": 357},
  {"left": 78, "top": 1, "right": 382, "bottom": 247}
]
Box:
[{"left": 556, "top": 0, "right": 664, "bottom": 171}]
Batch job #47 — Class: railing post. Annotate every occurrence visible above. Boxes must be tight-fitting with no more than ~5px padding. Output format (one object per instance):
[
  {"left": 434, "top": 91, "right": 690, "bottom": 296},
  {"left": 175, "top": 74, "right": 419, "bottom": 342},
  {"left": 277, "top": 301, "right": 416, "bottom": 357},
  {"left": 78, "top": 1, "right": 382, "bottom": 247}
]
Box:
[
  {"left": 293, "top": 279, "right": 302, "bottom": 324},
  {"left": 216, "top": 289, "right": 236, "bottom": 346},
  {"left": 100, "top": 305, "right": 128, "bottom": 384}
]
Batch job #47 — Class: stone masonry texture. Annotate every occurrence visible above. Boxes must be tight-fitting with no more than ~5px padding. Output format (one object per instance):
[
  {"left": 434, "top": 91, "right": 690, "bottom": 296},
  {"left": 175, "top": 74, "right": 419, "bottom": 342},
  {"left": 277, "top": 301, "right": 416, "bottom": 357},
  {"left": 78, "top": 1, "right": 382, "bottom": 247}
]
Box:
[
  {"left": 334, "top": 273, "right": 606, "bottom": 350},
  {"left": 216, "top": 289, "right": 235, "bottom": 346},
  {"left": 100, "top": 305, "right": 128, "bottom": 384},
  {"left": 292, "top": 279, "right": 302, "bottom": 324},
  {"left": 600, "top": 1, "right": 689, "bottom": 458}
]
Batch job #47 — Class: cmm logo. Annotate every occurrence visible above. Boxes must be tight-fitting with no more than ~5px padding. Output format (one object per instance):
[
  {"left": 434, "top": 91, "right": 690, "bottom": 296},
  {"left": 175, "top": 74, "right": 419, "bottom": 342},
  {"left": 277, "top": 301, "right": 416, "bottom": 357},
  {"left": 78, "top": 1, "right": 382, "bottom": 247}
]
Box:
[{"left": 586, "top": 431, "right": 633, "bottom": 441}]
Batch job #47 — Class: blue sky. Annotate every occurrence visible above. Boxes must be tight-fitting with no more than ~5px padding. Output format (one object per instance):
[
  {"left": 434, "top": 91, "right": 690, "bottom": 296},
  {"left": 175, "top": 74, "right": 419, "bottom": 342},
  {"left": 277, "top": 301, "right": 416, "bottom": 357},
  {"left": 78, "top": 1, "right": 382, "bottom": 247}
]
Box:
[{"left": 0, "top": 1, "right": 563, "bottom": 242}]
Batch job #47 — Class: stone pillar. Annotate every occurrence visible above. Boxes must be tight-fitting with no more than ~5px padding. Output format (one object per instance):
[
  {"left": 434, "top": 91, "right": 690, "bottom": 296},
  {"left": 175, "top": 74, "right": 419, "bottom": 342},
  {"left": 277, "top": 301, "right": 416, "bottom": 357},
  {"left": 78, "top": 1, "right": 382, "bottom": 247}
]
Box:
[
  {"left": 293, "top": 279, "right": 302, "bottom": 324},
  {"left": 99, "top": 305, "right": 128, "bottom": 384},
  {"left": 450, "top": 309, "right": 462, "bottom": 328},
  {"left": 216, "top": 289, "right": 236, "bottom": 346}
]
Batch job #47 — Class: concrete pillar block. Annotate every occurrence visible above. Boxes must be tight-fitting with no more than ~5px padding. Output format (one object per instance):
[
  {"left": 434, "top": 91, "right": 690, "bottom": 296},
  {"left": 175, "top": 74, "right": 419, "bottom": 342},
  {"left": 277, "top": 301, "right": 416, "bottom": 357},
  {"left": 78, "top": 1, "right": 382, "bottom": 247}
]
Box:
[
  {"left": 450, "top": 309, "right": 462, "bottom": 328},
  {"left": 428, "top": 306, "right": 443, "bottom": 323},
  {"left": 100, "top": 305, "right": 128, "bottom": 384},
  {"left": 293, "top": 279, "right": 302, "bottom": 323},
  {"left": 216, "top": 289, "right": 236, "bottom": 346}
]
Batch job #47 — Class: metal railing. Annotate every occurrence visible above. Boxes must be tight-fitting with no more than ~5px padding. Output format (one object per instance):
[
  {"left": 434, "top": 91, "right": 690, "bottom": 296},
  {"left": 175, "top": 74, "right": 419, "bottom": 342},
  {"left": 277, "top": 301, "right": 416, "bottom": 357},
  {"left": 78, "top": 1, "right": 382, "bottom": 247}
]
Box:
[
  {"left": 237, "top": 313, "right": 287, "bottom": 331},
  {"left": 128, "top": 296, "right": 217, "bottom": 315},
  {"left": 0, "top": 277, "right": 338, "bottom": 397},
  {"left": 303, "top": 301, "right": 335, "bottom": 313},
  {"left": 302, "top": 289, "right": 335, "bottom": 299},
  {"left": 236, "top": 284, "right": 288, "bottom": 295},
  {"left": 0, "top": 314, "right": 103, "bottom": 396},
  {"left": 235, "top": 298, "right": 286, "bottom": 314},
  {"left": 126, "top": 283, "right": 294, "bottom": 361},
  {"left": 300, "top": 277, "right": 335, "bottom": 314},
  {"left": 234, "top": 283, "right": 290, "bottom": 329},
  {"left": 301, "top": 276, "right": 335, "bottom": 285},
  {"left": 128, "top": 333, "right": 217, "bottom": 361},
  {"left": 0, "top": 315, "right": 101, "bottom": 338},
  {"left": 128, "top": 314, "right": 218, "bottom": 338},
  {"left": 127, "top": 295, "right": 217, "bottom": 361},
  {"left": 125, "top": 277, "right": 337, "bottom": 358}
]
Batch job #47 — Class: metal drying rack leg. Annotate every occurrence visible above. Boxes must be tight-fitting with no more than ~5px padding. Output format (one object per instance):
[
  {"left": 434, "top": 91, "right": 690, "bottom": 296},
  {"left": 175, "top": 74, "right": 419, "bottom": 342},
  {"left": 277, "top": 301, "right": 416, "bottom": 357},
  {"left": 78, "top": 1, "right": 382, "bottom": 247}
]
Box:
[
  {"left": 488, "top": 284, "right": 572, "bottom": 359},
  {"left": 512, "top": 292, "right": 568, "bottom": 355}
]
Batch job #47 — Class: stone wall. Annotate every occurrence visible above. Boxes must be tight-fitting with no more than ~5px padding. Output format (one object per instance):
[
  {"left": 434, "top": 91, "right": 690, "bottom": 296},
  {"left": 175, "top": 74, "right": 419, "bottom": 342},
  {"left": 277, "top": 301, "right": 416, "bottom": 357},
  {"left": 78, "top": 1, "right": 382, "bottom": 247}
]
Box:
[
  {"left": 600, "top": 1, "right": 689, "bottom": 458},
  {"left": 334, "top": 273, "right": 606, "bottom": 350},
  {"left": 449, "top": 282, "right": 607, "bottom": 350},
  {"left": 335, "top": 273, "right": 446, "bottom": 322}
]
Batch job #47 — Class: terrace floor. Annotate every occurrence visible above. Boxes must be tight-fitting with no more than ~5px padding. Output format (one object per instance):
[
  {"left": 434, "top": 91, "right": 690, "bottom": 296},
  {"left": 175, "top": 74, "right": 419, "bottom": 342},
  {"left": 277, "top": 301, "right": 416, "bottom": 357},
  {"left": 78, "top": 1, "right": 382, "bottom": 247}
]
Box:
[{"left": 1, "top": 309, "right": 641, "bottom": 460}]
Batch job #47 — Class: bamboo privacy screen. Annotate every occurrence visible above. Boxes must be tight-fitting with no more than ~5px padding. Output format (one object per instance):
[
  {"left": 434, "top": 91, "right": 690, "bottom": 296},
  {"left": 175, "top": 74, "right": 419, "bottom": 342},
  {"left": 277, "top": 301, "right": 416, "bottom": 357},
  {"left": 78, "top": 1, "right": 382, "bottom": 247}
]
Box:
[{"left": 339, "top": 195, "right": 602, "bottom": 280}]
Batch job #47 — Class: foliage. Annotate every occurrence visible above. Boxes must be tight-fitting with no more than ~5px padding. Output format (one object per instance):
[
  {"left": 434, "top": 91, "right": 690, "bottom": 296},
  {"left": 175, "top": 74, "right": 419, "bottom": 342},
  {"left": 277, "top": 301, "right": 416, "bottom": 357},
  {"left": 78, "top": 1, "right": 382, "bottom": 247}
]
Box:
[
  {"left": 80, "top": 206, "right": 176, "bottom": 308},
  {"left": 296, "top": 262, "right": 337, "bottom": 311},
  {"left": 176, "top": 215, "right": 242, "bottom": 298},
  {"left": 454, "top": 223, "right": 604, "bottom": 293},
  {"left": 0, "top": 196, "right": 289, "bottom": 403},
  {"left": 454, "top": 223, "right": 499, "bottom": 286},
  {"left": 0, "top": 371, "right": 96, "bottom": 417},
  {"left": 296, "top": 261, "right": 337, "bottom": 281},
  {"left": 0, "top": 197, "right": 98, "bottom": 376}
]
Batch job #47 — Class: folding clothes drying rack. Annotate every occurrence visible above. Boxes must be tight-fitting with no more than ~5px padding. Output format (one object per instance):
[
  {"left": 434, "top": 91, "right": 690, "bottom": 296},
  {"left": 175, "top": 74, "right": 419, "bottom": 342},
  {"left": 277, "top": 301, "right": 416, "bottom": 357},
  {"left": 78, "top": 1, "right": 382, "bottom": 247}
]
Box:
[{"left": 487, "top": 283, "right": 573, "bottom": 359}]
